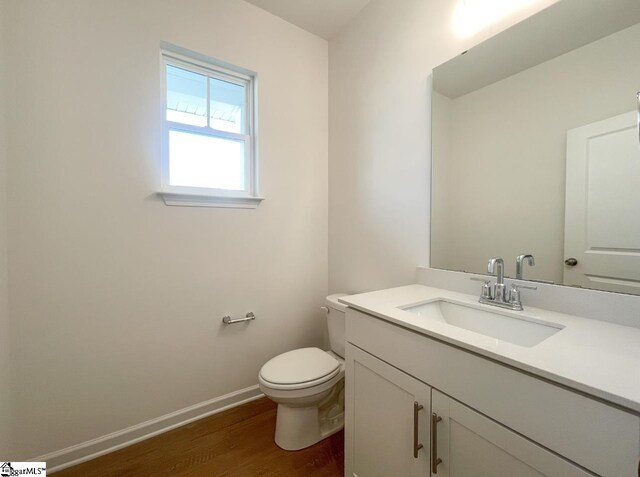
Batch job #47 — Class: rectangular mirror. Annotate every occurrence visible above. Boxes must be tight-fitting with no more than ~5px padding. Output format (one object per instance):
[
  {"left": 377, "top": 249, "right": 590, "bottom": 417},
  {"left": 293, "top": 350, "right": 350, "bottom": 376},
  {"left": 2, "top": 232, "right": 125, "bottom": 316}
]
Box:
[{"left": 431, "top": 0, "right": 640, "bottom": 295}]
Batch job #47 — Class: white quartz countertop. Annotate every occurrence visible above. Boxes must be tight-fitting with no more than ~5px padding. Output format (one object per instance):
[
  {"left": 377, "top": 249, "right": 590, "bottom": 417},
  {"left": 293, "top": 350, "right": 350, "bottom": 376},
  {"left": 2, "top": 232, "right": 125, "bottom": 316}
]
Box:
[{"left": 340, "top": 284, "right": 640, "bottom": 414}]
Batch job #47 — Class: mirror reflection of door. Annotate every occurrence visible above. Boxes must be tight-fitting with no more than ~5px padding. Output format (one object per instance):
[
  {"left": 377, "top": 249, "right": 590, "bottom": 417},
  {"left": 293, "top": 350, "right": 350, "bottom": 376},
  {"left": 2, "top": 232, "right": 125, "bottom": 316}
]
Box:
[{"left": 564, "top": 111, "right": 640, "bottom": 293}]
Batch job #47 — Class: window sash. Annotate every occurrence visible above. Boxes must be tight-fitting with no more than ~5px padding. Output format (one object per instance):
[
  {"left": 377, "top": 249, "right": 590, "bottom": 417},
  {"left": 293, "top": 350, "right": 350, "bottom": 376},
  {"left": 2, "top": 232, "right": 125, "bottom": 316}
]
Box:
[
  {"left": 165, "top": 59, "right": 251, "bottom": 134},
  {"left": 167, "top": 123, "right": 252, "bottom": 193}
]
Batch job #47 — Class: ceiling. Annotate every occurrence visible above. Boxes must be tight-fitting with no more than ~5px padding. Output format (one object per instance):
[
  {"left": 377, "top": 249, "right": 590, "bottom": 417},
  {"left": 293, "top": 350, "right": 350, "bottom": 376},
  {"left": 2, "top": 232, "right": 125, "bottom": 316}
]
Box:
[{"left": 244, "top": 0, "right": 371, "bottom": 40}]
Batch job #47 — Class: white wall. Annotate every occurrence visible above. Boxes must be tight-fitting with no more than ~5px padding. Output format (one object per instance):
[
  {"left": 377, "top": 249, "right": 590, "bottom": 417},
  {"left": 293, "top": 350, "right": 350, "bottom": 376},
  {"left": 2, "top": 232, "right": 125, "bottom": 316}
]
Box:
[
  {"left": 432, "top": 23, "right": 640, "bottom": 282},
  {"left": 0, "top": 0, "right": 13, "bottom": 457},
  {"left": 328, "top": 0, "right": 558, "bottom": 294},
  {"left": 4, "top": 0, "right": 327, "bottom": 458}
]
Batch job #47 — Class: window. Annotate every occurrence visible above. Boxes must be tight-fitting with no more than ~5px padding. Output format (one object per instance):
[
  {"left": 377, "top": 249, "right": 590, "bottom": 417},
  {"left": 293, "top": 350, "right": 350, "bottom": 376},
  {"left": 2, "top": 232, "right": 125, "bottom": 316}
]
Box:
[{"left": 159, "top": 47, "right": 262, "bottom": 208}]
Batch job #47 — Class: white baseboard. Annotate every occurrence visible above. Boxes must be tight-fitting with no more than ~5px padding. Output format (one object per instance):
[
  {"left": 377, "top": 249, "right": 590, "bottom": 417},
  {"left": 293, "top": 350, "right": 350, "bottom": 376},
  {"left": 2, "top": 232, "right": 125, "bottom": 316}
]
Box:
[{"left": 35, "top": 385, "right": 264, "bottom": 474}]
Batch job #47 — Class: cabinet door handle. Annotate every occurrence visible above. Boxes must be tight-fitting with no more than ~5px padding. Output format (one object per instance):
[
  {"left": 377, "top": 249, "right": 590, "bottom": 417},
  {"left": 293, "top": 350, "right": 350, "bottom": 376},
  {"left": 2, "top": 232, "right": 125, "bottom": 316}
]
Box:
[
  {"left": 413, "top": 401, "right": 424, "bottom": 458},
  {"left": 431, "top": 412, "right": 443, "bottom": 474}
]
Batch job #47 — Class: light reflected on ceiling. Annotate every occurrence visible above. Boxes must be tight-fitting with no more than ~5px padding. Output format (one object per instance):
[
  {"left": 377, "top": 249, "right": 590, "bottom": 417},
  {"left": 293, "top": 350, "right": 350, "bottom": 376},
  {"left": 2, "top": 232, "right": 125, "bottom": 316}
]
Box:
[{"left": 452, "top": 0, "right": 538, "bottom": 38}]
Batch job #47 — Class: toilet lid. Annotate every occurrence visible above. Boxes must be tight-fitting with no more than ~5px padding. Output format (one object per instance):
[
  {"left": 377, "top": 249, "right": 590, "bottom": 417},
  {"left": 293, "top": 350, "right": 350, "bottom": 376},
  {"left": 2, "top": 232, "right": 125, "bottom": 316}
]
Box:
[{"left": 259, "top": 347, "right": 340, "bottom": 385}]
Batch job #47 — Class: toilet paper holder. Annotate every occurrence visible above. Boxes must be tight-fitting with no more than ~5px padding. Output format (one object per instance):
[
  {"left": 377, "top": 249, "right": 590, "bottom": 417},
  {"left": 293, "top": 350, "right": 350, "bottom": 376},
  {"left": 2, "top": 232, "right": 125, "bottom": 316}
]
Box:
[{"left": 222, "top": 312, "right": 256, "bottom": 325}]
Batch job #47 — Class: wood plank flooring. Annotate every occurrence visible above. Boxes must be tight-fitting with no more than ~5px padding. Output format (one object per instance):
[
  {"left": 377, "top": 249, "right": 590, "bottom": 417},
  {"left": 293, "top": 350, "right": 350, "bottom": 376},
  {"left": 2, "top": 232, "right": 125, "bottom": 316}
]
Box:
[{"left": 54, "top": 397, "right": 344, "bottom": 477}]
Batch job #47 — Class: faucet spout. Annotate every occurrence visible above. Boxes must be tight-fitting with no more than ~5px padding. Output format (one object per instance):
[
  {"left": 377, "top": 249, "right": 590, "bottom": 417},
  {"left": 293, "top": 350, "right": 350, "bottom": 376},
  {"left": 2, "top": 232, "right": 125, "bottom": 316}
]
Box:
[
  {"left": 487, "top": 257, "right": 504, "bottom": 283},
  {"left": 516, "top": 254, "right": 535, "bottom": 279},
  {"left": 487, "top": 257, "right": 506, "bottom": 302}
]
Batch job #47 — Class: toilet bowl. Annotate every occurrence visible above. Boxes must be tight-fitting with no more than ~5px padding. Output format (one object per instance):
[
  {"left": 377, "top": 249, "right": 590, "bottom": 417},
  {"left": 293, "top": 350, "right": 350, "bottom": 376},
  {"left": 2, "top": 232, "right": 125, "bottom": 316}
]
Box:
[{"left": 258, "top": 294, "right": 347, "bottom": 451}]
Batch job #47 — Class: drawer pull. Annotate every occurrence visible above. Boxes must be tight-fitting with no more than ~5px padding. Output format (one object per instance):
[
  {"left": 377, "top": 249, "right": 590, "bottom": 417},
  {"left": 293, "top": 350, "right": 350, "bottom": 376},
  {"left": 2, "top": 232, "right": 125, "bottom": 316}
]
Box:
[
  {"left": 431, "top": 412, "right": 443, "bottom": 473},
  {"left": 413, "top": 401, "right": 424, "bottom": 458}
]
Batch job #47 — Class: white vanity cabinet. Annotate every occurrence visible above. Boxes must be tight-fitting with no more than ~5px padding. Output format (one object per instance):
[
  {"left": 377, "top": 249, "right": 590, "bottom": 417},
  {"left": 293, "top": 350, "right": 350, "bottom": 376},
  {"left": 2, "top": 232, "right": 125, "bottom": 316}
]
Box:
[
  {"left": 430, "top": 389, "right": 590, "bottom": 477},
  {"left": 345, "top": 307, "right": 640, "bottom": 477},
  {"left": 345, "top": 344, "right": 431, "bottom": 477}
]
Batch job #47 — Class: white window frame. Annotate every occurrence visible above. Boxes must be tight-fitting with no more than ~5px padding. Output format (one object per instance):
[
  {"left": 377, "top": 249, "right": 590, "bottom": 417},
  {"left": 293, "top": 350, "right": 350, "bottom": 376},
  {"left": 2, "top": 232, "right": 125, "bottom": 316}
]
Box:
[{"left": 158, "top": 47, "right": 263, "bottom": 208}]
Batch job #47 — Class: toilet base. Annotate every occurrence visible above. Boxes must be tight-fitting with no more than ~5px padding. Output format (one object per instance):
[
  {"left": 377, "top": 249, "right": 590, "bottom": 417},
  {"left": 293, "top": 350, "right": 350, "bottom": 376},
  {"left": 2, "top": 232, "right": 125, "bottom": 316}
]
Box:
[
  {"left": 274, "top": 403, "right": 344, "bottom": 451},
  {"left": 273, "top": 379, "right": 345, "bottom": 451}
]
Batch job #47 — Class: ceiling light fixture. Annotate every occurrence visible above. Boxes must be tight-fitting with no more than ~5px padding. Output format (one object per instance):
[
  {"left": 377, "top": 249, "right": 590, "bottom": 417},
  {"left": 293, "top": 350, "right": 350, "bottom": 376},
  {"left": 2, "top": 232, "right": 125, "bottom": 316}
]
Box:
[{"left": 452, "top": 0, "right": 538, "bottom": 38}]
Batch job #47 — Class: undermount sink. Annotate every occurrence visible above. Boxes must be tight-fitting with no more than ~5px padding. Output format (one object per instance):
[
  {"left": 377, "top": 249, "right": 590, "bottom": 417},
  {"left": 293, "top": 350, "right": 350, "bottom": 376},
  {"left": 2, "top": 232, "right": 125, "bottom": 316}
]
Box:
[{"left": 400, "top": 299, "right": 564, "bottom": 347}]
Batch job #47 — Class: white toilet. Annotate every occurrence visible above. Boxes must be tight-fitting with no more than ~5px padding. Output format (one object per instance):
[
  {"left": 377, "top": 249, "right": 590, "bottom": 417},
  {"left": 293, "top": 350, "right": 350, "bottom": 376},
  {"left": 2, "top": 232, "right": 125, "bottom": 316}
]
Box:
[{"left": 258, "top": 294, "right": 347, "bottom": 451}]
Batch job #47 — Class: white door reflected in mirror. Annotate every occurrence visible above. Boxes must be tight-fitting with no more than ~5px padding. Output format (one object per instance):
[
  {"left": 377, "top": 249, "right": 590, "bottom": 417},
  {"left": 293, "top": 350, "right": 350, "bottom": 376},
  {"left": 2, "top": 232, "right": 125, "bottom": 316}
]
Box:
[{"left": 564, "top": 111, "right": 640, "bottom": 294}]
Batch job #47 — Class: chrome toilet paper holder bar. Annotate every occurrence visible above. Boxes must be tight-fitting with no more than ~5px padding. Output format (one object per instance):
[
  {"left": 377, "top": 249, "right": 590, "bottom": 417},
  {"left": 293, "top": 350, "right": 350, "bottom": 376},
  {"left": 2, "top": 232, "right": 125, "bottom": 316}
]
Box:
[{"left": 222, "top": 312, "right": 256, "bottom": 325}]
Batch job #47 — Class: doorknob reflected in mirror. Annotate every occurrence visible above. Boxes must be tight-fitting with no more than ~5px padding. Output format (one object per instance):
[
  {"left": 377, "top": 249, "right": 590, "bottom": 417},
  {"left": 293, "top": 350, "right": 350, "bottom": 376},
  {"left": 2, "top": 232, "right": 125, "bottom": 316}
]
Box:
[{"left": 565, "top": 258, "right": 578, "bottom": 266}]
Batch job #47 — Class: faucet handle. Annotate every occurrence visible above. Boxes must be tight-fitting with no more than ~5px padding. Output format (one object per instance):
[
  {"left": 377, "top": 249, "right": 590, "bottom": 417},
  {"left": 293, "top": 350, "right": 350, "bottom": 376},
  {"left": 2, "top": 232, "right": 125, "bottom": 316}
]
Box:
[
  {"left": 470, "top": 277, "right": 493, "bottom": 300},
  {"left": 508, "top": 283, "right": 537, "bottom": 308}
]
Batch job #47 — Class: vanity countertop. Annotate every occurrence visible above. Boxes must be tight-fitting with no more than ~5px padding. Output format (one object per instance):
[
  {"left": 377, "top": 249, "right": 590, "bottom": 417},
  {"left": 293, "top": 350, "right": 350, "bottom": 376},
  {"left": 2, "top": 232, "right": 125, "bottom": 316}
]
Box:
[{"left": 340, "top": 284, "right": 640, "bottom": 414}]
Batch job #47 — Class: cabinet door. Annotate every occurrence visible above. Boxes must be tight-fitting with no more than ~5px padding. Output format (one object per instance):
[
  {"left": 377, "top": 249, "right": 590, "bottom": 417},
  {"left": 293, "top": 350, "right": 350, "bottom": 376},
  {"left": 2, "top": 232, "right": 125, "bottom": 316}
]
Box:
[
  {"left": 346, "top": 343, "right": 431, "bottom": 477},
  {"left": 430, "top": 390, "right": 592, "bottom": 477}
]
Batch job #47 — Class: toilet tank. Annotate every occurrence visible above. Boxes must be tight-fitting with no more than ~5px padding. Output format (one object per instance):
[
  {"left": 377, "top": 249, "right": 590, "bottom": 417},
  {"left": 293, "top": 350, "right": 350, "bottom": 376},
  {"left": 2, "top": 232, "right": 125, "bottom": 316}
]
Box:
[{"left": 325, "top": 293, "right": 348, "bottom": 358}]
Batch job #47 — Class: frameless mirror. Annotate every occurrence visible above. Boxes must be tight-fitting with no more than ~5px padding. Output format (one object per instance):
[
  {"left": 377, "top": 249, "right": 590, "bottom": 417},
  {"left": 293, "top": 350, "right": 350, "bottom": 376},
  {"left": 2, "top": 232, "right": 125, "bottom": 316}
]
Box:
[{"left": 431, "top": 0, "right": 640, "bottom": 295}]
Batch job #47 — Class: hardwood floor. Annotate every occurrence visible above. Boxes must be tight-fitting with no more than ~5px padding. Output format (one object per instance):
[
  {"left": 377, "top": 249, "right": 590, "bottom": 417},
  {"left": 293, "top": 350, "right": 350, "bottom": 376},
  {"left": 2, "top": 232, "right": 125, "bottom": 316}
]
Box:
[{"left": 54, "top": 397, "right": 344, "bottom": 477}]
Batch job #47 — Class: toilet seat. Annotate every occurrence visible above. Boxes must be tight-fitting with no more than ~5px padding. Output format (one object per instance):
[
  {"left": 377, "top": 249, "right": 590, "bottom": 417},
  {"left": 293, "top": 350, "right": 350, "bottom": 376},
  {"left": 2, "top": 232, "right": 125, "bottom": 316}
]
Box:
[{"left": 259, "top": 348, "right": 341, "bottom": 391}]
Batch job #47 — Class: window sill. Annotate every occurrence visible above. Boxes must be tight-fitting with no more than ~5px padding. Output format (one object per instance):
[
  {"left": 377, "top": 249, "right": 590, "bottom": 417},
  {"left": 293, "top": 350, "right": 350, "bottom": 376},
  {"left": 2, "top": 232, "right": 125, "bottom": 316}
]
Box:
[{"left": 158, "top": 191, "right": 264, "bottom": 209}]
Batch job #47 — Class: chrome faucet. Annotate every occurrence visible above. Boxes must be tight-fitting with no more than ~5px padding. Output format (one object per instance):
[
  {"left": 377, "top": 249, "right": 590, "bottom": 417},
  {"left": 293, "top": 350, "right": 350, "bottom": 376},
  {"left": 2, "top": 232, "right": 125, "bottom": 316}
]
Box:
[
  {"left": 487, "top": 257, "right": 506, "bottom": 302},
  {"left": 516, "top": 254, "right": 535, "bottom": 279},
  {"left": 470, "top": 256, "right": 537, "bottom": 311}
]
